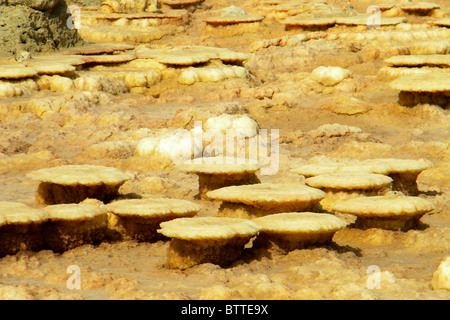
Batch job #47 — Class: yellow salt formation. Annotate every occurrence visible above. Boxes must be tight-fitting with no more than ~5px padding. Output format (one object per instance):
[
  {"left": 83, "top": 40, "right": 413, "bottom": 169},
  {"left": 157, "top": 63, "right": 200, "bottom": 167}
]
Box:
[
  {"left": 389, "top": 73, "right": 450, "bottom": 108},
  {"left": 291, "top": 161, "right": 391, "bottom": 178},
  {"left": 105, "top": 198, "right": 201, "bottom": 241},
  {"left": 204, "top": 5, "right": 264, "bottom": 26},
  {"left": 305, "top": 173, "right": 393, "bottom": 211},
  {"left": 0, "top": 202, "right": 49, "bottom": 257},
  {"left": 157, "top": 216, "right": 261, "bottom": 269},
  {"left": 26, "top": 165, "right": 133, "bottom": 206},
  {"left": 42, "top": 203, "right": 108, "bottom": 252},
  {"left": 362, "top": 158, "right": 432, "bottom": 195},
  {"left": 280, "top": 17, "right": 336, "bottom": 30},
  {"left": 252, "top": 212, "right": 347, "bottom": 252},
  {"left": 379, "top": 54, "right": 450, "bottom": 81},
  {"left": 206, "top": 183, "right": 326, "bottom": 218},
  {"left": 431, "top": 257, "right": 450, "bottom": 291},
  {"left": 176, "top": 157, "right": 261, "bottom": 200},
  {"left": 331, "top": 194, "right": 435, "bottom": 231}
]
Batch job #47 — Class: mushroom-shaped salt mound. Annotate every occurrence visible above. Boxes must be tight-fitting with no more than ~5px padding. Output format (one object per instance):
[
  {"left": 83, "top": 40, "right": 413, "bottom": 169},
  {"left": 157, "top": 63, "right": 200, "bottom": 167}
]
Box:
[
  {"left": 305, "top": 173, "right": 393, "bottom": 212},
  {"left": 42, "top": 204, "right": 108, "bottom": 252},
  {"left": 280, "top": 17, "right": 336, "bottom": 31},
  {"left": 0, "top": 202, "right": 49, "bottom": 257},
  {"left": 291, "top": 162, "right": 391, "bottom": 178},
  {"left": 176, "top": 157, "right": 261, "bottom": 200},
  {"left": 331, "top": 195, "right": 435, "bottom": 231},
  {"left": 204, "top": 6, "right": 264, "bottom": 26},
  {"left": 252, "top": 212, "right": 348, "bottom": 252},
  {"left": 206, "top": 183, "right": 326, "bottom": 219},
  {"left": 389, "top": 73, "right": 450, "bottom": 108},
  {"left": 362, "top": 158, "right": 432, "bottom": 196},
  {"left": 100, "top": 0, "right": 161, "bottom": 13},
  {"left": 157, "top": 217, "right": 261, "bottom": 269},
  {"left": 26, "top": 165, "right": 133, "bottom": 206},
  {"left": 399, "top": 2, "right": 440, "bottom": 15},
  {"left": 105, "top": 198, "right": 202, "bottom": 241},
  {"left": 385, "top": 55, "right": 450, "bottom": 68},
  {"left": 161, "top": 0, "right": 204, "bottom": 9}
]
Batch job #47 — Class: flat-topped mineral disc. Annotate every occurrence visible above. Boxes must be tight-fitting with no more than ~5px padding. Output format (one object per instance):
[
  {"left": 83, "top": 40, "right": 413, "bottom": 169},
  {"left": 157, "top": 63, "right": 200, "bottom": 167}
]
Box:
[
  {"left": 0, "top": 65, "right": 38, "bottom": 79},
  {"left": 390, "top": 73, "right": 450, "bottom": 92},
  {"left": 158, "top": 216, "right": 261, "bottom": 240},
  {"left": 385, "top": 55, "right": 450, "bottom": 67},
  {"left": 26, "top": 165, "right": 132, "bottom": 186},
  {"left": 331, "top": 195, "right": 435, "bottom": 230}
]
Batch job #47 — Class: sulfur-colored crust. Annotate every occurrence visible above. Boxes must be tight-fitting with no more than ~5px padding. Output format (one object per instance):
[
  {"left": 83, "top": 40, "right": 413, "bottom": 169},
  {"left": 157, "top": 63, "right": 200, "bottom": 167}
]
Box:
[
  {"left": 305, "top": 173, "right": 393, "bottom": 190},
  {"left": 42, "top": 204, "right": 108, "bottom": 252},
  {"left": 105, "top": 198, "right": 201, "bottom": 242},
  {"left": 206, "top": 183, "right": 326, "bottom": 211},
  {"left": 331, "top": 195, "right": 435, "bottom": 231},
  {"left": 26, "top": 165, "right": 133, "bottom": 186},
  {"left": 0, "top": 205, "right": 49, "bottom": 257},
  {"left": 389, "top": 73, "right": 450, "bottom": 92},
  {"left": 291, "top": 162, "right": 391, "bottom": 177}
]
